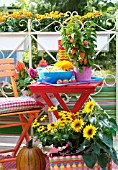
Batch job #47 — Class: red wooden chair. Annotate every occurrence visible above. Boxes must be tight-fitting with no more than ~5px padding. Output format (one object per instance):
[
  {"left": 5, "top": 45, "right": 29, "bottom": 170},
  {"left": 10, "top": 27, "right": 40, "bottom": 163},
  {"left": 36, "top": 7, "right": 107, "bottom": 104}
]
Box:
[{"left": 0, "top": 58, "right": 42, "bottom": 163}]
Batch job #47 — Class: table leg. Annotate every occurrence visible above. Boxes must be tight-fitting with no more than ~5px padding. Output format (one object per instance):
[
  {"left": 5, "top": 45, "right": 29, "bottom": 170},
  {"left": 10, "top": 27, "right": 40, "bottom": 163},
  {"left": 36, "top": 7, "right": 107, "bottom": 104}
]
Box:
[
  {"left": 71, "top": 92, "right": 90, "bottom": 112},
  {"left": 53, "top": 93, "right": 70, "bottom": 111},
  {"left": 40, "top": 93, "right": 59, "bottom": 119}
]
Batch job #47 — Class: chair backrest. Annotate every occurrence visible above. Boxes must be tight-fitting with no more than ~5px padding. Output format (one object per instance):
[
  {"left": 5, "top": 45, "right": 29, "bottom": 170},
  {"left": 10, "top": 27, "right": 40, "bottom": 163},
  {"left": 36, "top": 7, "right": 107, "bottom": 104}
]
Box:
[{"left": 0, "top": 58, "right": 18, "bottom": 97}]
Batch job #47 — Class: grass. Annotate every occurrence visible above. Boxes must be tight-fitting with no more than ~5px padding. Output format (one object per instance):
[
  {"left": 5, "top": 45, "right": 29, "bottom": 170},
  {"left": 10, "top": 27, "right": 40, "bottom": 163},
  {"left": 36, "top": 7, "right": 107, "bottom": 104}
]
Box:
[
  {"left": 104, "top": 69, "right": 116, "bottom": 82},
  {"left": 93, "top": 69, "right": 116, "bottom": 82}
]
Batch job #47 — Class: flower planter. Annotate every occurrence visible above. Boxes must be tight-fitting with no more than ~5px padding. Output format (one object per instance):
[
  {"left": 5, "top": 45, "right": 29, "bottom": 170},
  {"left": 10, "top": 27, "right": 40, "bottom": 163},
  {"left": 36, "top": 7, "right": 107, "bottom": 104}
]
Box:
[
  {"left": 49, "top": 155, "right": 112, "bottom": 170},
  {"left": 74, "top": 66, "right": 92, "bottom": 82},
  {"left": 95, "top": 32, "right": 110, "bottom": 52},
  {"left": 0, "top": 32, "right": 28, "bottom": 51},
  {"left": 37, "top": 32, "right": 61, "bottom": 52}
]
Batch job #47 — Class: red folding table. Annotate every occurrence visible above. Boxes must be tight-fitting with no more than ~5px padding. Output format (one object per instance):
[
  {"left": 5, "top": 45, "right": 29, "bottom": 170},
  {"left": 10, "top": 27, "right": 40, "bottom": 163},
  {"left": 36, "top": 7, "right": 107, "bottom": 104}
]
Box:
[{"left": 28, "top": 81, "right": 102, "bottom": 119}]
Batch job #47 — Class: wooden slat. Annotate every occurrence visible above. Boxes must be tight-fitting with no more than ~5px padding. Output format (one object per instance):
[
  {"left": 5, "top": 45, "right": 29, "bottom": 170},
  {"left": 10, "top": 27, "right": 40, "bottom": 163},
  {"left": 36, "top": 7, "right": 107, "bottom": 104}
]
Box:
[
  {"left": 0, "top": 157, "right": 16, "bottom": 163},
  {"left": 0, "top": 71, "right": 15, "bottom": 77},
  {"left": 0, "top": 109, "right": 40, "bottom": 117},
  {"left": 0, "top": 58, "right": 14, "bottom": 64},
  {"left": 0, "top": 122, "right": 26, "bottom": 128},
  {"left": 0, "top": 149, "right": 15, "bottom": 155},
  {"left": 0, "top": 65, "right": 15, "bottom": 71}
]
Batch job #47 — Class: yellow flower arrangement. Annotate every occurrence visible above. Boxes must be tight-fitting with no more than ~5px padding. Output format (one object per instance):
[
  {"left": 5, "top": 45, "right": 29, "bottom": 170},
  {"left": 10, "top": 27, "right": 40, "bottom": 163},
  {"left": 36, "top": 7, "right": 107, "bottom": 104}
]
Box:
[
  {"left": 54, "top": 60, "right": 73, "bottom": 71},
  {"left": 32, "top": 100, "right": 118, "bottom": 169}
]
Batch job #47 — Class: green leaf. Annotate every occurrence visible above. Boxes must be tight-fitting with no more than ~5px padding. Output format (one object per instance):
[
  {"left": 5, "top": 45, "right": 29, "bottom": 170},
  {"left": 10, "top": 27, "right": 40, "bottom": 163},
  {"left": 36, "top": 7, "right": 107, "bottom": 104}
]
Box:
[
  {"left": 83, "top": 152, "right": 97, "bottom": 169},
  {"left": 109, "top": 118, "right": 118, "bottom": 132},
  {"left": 76, "top": 139, "right": 90, "bottom": 153},
  {"left": 63, "top": 134, "right": 70, "bottom": 139},
  {"left": 91, "top": 143, "right": 100, "bottom": 155},
  {"left": 78, "top": 67, "right": 83, "bottom": 74},
  {"left": 101, "top": 6, "right": 108, "bottom": 12},
  {"left": 98, "top": 153, "right": 108, "bottom": 170},
  {"left": 109, "top": 148, "right": 118, "bottom": 165},
  {"left": 98, "top": 131, "right": 113, "bottom": 148},
  {"left": 89, "top": 117, "right": 96, "bottom": 124}
]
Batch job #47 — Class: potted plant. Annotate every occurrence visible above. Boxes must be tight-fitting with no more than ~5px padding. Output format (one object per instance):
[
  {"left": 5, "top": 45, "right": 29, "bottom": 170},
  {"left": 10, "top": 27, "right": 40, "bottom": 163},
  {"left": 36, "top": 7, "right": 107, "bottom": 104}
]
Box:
[
  {"left": 61, "top": 16, "right": 97, "bottom": 81},
  {"left": 32, "top": 100, "right": 118, "bottom": 169},
  {"left": 15, "top": 61, "right": 38, "bottom": 95}
]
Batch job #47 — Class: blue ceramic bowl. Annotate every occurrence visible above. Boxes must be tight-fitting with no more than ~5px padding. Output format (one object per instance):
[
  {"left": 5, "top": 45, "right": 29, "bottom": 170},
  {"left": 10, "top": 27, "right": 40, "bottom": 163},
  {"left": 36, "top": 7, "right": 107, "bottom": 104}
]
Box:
[{"left": 38, "top": 70, "right": 73, "bottom": 84}]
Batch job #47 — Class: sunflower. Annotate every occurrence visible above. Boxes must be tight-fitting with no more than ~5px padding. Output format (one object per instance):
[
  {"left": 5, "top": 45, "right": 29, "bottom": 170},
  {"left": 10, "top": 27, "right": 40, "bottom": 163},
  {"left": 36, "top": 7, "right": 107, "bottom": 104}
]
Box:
[
  {"left": 58, "top": 110, "right": 71, "bottom": 117},
  {"left": 48, "top": 106, "right": 57, "bottom": 112},
  {"left": 72, "top": 112, "right": 79, "bottom": 117},
  {"left": 58, "top": 117, "right": 67, "bottom": 126},
  {"left": 71, "top": 119, "right": 84, "bottom": 132},
  {"left": 47, "top": 122, "right": 58, "bottom": 131},
  {"left": 84, "top": 100, "right": 95, "bottom": 113},
  {"left": 40, "top": 115, "right": 47, "bottom": 121},
  {"left": 83, "top": 124, "right": 96, "bottom": 140},
  {"left": 37, "top": 126, "right": 45, "bottom": 132},
  {"left": 64, "top": 116, "right": 73, "bottom": 123},
  {"left": 32, "top": 119, "right": 40, "bottom": 128}
]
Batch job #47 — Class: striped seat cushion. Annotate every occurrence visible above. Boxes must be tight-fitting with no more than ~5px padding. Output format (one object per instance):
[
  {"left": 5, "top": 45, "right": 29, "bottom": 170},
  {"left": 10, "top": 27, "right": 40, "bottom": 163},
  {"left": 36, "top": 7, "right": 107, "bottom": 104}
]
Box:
[{"left": 0, "top": 96, "right": 42, "bottom": 114}]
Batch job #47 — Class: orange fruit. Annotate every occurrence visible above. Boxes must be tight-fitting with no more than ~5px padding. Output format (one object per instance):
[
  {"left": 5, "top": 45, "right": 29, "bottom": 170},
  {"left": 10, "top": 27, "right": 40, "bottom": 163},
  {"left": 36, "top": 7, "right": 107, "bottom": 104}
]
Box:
[
  {"left": 84, "top": 59, "right": 87, "bottom": 65},
  {"left": 79, "top": 52, "right": 85, "bottom": 59},
  {"left": 70, "top": 38, "right": 74, "bottom": 43},
  {"left": 63, "top": 79, "right": 69, "bottom": 83},
  {"left": 71, "top": 48, "right": 76, "bottom": 54},
  {"left": 70, "top": 79, "right": 76, "bottom": 83},
  {"left": 83, "top": 40, "right": 88, "bottom": 46},
  {"left": 79, "top": 59, "right": 83, "bottom": 63},
  {"left": 57, "top": 79, "right": 63, "bottom": 84}
]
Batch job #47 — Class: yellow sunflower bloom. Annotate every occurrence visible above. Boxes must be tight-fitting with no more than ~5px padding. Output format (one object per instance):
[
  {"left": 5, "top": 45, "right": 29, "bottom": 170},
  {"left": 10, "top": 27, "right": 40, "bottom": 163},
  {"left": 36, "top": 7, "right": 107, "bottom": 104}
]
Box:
[
  {"left": 47, "top": 122, "right": 58, "bottom": 131},
  {"left": 84, "top": 100, "right": 95, "bottom": 113},
  {"left": 40, "top": 115, "right": 47, "bottom": 121},
  {"left": 37, "top": 126, "right": 45, "bottom": 132},
  {"left": 73, "top": 112, "right": 79, "bottom": 116},
  {"left": 58, "top": 120, "right": 66, "bottom": 126},
  {"left": 82, "top": 109, "right": 87, "bottom": 114},
  {"left": 83, "top": 124, "right": 96, "bottom": 140},
  {"left": 58, "top": 117, "right": 65, "bottom": 122},
  {"left": 71, "top": 119, "right": 84, "bottom": 132},
  {"left": 48, "top": 106, "right": 57, "bottom": 112},
  {"left": 64, "top": 116, "right": 73, "bottom": 123}
]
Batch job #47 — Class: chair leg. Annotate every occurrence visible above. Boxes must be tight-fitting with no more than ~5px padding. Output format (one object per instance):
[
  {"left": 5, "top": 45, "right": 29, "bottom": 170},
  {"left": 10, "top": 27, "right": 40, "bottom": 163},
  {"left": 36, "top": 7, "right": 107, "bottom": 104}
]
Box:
[
  {"left": 12, "top": 114, "right": 35, "bottom": 157},
  {"left": 19, "top": 114, "right": 29, "bottom": 142}
]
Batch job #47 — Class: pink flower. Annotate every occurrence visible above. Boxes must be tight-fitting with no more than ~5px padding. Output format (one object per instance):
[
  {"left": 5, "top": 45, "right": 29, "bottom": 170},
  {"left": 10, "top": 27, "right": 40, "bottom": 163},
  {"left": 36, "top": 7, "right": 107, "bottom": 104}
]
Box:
[{"left": 28, "top": 68, "right": 37, "bottom": 79}]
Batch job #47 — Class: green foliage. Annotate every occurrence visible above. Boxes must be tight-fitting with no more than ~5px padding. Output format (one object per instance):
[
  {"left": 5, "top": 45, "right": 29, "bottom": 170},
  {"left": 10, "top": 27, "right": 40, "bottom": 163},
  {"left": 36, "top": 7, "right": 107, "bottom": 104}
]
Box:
[
  {"left": 85, "top": 0, "right": 115, "bottom": 13},
  {"left": 33, "top": 101, "right": 118, "bottom": 169},
  {"left": 61, "top": 16, "right": 97, "bottom": 72}
]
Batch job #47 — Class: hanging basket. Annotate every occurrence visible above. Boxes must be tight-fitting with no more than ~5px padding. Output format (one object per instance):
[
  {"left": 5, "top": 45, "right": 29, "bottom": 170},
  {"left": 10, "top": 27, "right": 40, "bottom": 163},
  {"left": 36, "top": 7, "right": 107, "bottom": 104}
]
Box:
[{"left": 74, "top": 66, "right": 92, "bottom": 82}]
